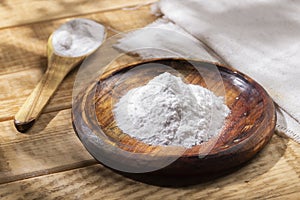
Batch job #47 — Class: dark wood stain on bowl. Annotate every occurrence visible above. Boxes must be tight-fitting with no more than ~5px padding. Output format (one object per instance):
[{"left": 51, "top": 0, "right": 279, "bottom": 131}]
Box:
[{"left": 73, "top": 58, "right": 276, "bottom": 177}]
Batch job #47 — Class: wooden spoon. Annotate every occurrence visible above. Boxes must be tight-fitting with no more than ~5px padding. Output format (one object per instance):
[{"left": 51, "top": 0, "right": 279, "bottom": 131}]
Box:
[{"left": 14, "top": 35, "right": 87, "bottom": 133}]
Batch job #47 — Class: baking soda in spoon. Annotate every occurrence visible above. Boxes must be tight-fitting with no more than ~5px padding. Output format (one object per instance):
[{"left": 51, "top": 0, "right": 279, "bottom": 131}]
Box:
[
  {"left": 52, "top": 18, "right": 105, "bottom": 57},
  {"left": 14, "top": 18, "right": 105, "bottom": 132}
]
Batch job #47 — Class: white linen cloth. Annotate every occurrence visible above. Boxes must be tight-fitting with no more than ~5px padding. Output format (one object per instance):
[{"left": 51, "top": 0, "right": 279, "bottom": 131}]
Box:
[{"left": 116, "top": 0, "right": 300, "bottom": 142}]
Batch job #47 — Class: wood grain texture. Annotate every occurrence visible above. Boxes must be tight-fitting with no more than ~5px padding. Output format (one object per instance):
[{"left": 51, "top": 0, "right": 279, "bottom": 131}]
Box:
[
  {"left": 0, "top": 134, "right": 298, "bottom": 200},
  {"left": 0, "top": 109, "right": 96, "bottom": 184},
  {"left": 73, "top": 59, "right": 276, "bottom": 179},
  {"left": 0, "top": 68, "right": 76, "bottom": 122},
  {"left": 0, "top": 0, "right": 156, "bottom": 188},
  {"left": 0, "top": 6, "right": 157, "bottom": 121},
  {"left": 0, "top": 6, "right": 156, "bottom": 75},
  {"left": 0, "top": 0, "right": 156, "bottom": 29},
  {"left": 0, "top": 0, "right": 300, "bottom": 199}
]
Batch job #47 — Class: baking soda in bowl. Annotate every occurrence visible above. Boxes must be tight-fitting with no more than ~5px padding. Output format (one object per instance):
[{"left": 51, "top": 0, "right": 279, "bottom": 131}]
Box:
[{"left": 113, "top": 72, "right": 230, "bottom": 148}]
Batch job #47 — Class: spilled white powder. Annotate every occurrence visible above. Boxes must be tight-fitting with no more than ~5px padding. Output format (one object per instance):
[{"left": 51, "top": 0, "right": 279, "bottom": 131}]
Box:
[
  {"left": 113, "top": 72, "right": 230, "bottom": 148},
  {"left": 52, "top": 18, "right": 105, "bottom": 57}
]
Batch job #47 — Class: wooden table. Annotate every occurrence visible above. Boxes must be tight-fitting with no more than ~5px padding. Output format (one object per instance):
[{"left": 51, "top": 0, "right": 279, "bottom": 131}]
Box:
[{"left": 1, "top": 1, "right": 300, "bottom": 199}]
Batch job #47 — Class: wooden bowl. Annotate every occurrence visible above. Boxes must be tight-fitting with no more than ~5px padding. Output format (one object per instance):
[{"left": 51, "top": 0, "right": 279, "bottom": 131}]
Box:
[{"left": 72, "top": 58, "right": 276, "bottom": 177}]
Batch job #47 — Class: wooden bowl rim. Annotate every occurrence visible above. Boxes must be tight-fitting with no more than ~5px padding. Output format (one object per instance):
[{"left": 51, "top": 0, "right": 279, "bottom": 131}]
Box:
[{"left": 76, "top": 58, "right": 276, "bottom": 159}]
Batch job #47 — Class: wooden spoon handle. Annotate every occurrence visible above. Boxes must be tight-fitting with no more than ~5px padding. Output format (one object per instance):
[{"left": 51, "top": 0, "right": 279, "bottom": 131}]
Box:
[{"left": 14, "top": 65, "right": 69, "bottom": 133}]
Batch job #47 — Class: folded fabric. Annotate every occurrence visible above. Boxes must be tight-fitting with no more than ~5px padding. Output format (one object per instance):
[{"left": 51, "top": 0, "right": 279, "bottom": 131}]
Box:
[
  {"left": 157, "top": 0, "right": 300, "bottom": 118},
  {"left": 116, "top": 19, "right": 218, "bottom": 62},
  {"left": 115, "top": 0, "right": 300, "bottom": 143}
]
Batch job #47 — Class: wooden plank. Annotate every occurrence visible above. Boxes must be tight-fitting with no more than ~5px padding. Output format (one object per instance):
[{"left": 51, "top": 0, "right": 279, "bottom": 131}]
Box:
[
  {"left": 1, "top": 1, "right": 298, "bottom": 198},
  {"left": 0, "top": 6, "right": 157, "bottom": 121},
  {"left": 0, "top": 108, "right": 97, "bottom": 184},
  {"left": 0, "top": 2, "right": 156, "bottom": 185},
  {"left": 0, "top": 135, "right": 299, "bottom": 199},
  {"left": 0, "top": 68, "right": 75, "bottom": 121},
  {"left": 0, "top": 6, "right": 157, "bottom": 75},
  {"left": 0, "top": 55, "right": 141, "bottom": 122},
  {"left": 0, "top": 0, "right": 157, "bottom": 29}
]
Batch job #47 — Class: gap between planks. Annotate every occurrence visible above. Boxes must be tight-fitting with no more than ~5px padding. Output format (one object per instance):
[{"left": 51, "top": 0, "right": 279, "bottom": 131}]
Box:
[
  {"left": 0, "top": 136, "right": 299, "bottom": 200},
  {"left": 0, "top": 160, "right": 98, "bottom": 185},
  {"left": 0, "top": 0, "right": 157, "bottom": 30},
  {"left": 0, "top": 108, "right": 97, "bottom": 184},
  {"left": 0, "top": 4, "right": 157, "bottom": 75},
  {"left": 0, "top": 6, "right": 158, "bottom": 122}
]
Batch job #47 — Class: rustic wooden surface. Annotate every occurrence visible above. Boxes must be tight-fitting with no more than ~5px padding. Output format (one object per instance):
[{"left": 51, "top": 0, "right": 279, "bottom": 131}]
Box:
[{"left": 0, "top": 1, "right": 300, "bottom": 199}]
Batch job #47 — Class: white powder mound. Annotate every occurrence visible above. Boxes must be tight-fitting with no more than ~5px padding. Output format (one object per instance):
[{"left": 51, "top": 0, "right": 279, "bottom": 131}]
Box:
[
  {"left": 113, "top": 72, "right": 230, "bottom": 148},
  {"left": 52, "top": 18, "right": 105, "bottom": 57}
]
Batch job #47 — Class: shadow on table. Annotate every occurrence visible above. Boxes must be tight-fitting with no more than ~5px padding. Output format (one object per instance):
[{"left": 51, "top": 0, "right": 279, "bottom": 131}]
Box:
[
  {"left": 20, "top": 111, "right": 60, "bottom": 134},
  {"left": 15, "top": 69, "right": 78, "bottom": 134},
  {"left": 112, "top": 134, "right": 288, "bottom": 187}
]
